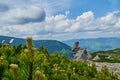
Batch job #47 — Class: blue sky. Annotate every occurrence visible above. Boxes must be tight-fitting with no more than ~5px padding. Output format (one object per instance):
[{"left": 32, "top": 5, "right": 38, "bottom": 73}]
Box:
[
  {"left": 69, "top": 0, "right": 120, "bottom": 18},
  {"left": 0, "top": 0, "right": 120, "bottom": 40}
]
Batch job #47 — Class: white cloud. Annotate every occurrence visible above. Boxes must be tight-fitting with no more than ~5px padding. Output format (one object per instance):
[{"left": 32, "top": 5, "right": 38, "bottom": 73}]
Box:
[
  {"left": 0, "top": 0, "right": 71, "bottom": 16},
  {"left": 77, "top": 11, "right": 94, "bottom": 20},
  {"left": 1, "top": 10, "right": 120, "bottom": 40},
  {"left": 115, "top": 19, "right": 120, "bottom": 28},
  {"left": 66, "top": 11, "right": 95, "bottom": 32},
  {"left": 0, "top": 6, "right": 46, "bottom": 25},
  {"left": 0, "top": 0, "right": 120, "bottom": 40},
  {"left": 0, "top": 0, "right": 71, "bottom": 25}
]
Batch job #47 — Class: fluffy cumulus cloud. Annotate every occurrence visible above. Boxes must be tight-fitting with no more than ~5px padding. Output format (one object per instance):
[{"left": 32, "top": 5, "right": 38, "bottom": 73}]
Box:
[
  {"left": 0, "top": 0, "right": 120, "bottom": 40},
  {"left": 0, "top": 6, "right": 46, "bottom": 25},
  {"left": 0, "top": 0, "right": 71, "bottom": 25}
]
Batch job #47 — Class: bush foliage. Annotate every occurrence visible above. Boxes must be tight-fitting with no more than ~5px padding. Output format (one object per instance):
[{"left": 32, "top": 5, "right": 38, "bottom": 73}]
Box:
[{"left": 0, "top": 38, "right": 119, "bottom": 80}]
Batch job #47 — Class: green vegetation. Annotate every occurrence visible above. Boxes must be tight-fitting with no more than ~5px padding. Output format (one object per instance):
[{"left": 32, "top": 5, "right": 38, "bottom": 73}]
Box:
[
  {"left": 0, "top": 38, "right": 119, "bottom": 80},
  {"left": 91, "top": 48, "right": 120, "bottom": 63}
]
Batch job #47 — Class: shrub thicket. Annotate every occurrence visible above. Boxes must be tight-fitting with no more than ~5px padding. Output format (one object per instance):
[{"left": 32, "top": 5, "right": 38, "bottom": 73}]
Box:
[{"left": 0, "top": 38, "right": 119, "bottom": 80}]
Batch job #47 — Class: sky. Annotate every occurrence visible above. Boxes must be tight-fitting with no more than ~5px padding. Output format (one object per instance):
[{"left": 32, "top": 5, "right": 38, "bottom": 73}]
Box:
[{"left": 0, "top": 0, "right": 120, "bottom": 40}]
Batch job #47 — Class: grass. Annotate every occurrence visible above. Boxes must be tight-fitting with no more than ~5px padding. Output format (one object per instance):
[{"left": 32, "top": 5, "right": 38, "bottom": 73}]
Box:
[{"left": 91, "top": 48, "right": 120, "bottom": 63}]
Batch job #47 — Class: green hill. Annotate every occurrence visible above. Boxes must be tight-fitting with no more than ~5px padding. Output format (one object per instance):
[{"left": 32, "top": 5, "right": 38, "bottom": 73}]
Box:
[
  {"left": 0, "top": 36, "right": 73, "bottom": 58},
  {"left": 91, "top": 48, "right": 120, "bottom": 63}
]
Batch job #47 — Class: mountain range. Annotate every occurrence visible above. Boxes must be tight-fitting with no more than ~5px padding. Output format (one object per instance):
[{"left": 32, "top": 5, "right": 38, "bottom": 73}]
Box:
[
  {"left": 63, "top": 37, "right": 120, "bottom": 52},
  {"left": 0, "top": 36, "right": 73, "bottom": 58},
  {"left": 1, "top": 35, "right": 120, "bottom": 57}
]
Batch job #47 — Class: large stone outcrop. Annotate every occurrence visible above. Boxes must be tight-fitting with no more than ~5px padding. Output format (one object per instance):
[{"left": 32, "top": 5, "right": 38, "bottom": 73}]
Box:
[{"left": 72, "top": 42, "right": 91, "bottom": 61}]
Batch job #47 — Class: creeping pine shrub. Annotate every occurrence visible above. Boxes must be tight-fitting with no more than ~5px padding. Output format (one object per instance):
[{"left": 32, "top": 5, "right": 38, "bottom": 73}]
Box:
[{"left": 0, "top": 38, "right": 119, "bottom": 80}]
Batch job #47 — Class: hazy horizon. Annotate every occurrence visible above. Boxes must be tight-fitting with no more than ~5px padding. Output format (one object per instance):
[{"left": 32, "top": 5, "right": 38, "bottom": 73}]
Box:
[{"left": 1, "top": 35, "right": 120, "bottom": 41}]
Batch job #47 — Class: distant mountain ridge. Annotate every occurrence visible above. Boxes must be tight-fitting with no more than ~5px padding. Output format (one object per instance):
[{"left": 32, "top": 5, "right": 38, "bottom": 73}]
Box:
[
  {"left": 0, "top": 36, "right": 73, "bottom": 58},
  {"left": 1, "top": 36, "right": 120, "bottom": 56},
  {"left": 63, "top": 37, "right": 120, "bottom": 52}
]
